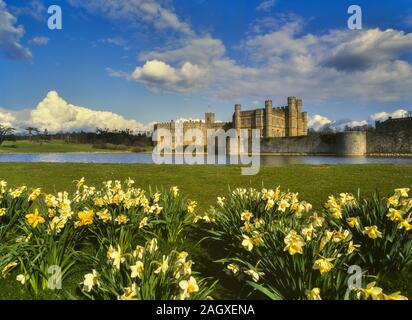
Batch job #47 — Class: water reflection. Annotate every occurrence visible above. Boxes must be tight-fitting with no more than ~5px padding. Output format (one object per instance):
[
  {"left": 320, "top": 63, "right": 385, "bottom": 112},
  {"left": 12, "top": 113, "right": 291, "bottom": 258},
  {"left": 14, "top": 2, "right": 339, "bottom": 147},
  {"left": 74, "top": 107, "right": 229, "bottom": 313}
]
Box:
[{"left": 0, "top": 153, "right": 412, "bottom": 165}]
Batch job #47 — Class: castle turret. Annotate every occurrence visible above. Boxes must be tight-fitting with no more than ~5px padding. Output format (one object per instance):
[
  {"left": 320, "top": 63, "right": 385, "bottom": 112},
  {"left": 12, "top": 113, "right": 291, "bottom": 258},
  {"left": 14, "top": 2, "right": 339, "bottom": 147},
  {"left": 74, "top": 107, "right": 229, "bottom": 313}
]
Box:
[
  {"left": 234, "top": 104, "right": 241, "bottom": 133},
  {"left": 287, "top": 97, "right": 298, "bottom": 136},
  {"left": 302, "top": 112, "right": 308, "bottom": 135},
  {"left": 297, "top": 98, "right": 303, "bottom": 136},
  {"left": 265, "top": 100, "right": 272, "bottom": 138},
  {"left": 205, "top": 112, "right": 215, "bottom": 124}
]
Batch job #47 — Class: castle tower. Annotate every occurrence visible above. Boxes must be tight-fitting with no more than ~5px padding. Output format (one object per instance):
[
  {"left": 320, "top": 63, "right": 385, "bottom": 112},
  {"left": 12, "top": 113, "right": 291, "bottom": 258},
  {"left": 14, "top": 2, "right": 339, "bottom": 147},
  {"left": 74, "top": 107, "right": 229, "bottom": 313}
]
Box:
[
  {"left": 302, "top": 112, "right": 308, "bottom": 135},
  {"left": 296, "top": 98, "right": 303, "bottom": 136},
  {"left": 234, "top": 104, "right": 241, "bottom": 134},
  {"left": 205, "top": 112, "right": 215, "bottom": 125},
  {"left": 287, "top": 97, "right": 298, "bottom": 136},
  {"left": 265, "top": 100, "right": 272, "bottom": 138}
]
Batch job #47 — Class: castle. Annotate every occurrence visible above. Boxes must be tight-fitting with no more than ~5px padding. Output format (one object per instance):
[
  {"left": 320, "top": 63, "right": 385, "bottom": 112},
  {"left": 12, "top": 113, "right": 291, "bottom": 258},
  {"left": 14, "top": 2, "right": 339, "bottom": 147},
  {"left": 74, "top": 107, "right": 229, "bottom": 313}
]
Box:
[{"left": 154, "top": 96, "right": 308, "bottom": 141}]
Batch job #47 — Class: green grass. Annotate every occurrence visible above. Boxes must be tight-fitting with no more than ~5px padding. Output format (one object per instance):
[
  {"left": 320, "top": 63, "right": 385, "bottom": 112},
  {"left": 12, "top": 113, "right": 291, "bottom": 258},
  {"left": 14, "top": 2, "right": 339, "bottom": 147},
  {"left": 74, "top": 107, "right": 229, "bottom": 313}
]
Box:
[
  {"left": 0, "top": 163, "right": 411, "bottom": 210},
  {"left": 0, "top": 140, "right": 133, "bottom": 154},
  {"left": 0, "top": 163, "right": 411, "bottom": 299}
]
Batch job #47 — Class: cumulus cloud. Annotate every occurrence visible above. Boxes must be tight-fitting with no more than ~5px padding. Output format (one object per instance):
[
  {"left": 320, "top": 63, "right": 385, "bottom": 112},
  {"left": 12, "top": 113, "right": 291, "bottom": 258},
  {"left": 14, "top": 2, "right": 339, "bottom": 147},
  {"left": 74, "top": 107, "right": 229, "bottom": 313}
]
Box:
[
  {"left": 0, "top": 0, "right": 32, "bottom": 60},
  {"left": 126, "top": 59, "right": 207, "bottom": 93},
  {"left": 308, "top": 115, "right": 332, "bottom": 131},
  {"left": 9, "top": 0, "right": 45, "bottom": 21},
  {"left": 0, "top": 91, "right": 151, "bottom": 133},
  {"left": 68, "top": 0, "right": 193, "bottom": 35},
  {"left": 256, "top": 0, "right": 277, "bottom": 12},
  {"left": 370, "top": 109, "right": 408, "bottom": 122},
  {"left": 29, "top": 36, "right": 49, "bottom": 46}
]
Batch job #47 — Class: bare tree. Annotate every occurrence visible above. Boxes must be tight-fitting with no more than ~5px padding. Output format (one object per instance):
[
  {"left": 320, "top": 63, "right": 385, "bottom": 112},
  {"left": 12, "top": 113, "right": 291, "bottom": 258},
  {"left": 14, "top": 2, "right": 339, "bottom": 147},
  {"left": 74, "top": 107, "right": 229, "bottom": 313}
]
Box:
[{"left": 0, "top": 124, "right": 15, "bottom": 146}]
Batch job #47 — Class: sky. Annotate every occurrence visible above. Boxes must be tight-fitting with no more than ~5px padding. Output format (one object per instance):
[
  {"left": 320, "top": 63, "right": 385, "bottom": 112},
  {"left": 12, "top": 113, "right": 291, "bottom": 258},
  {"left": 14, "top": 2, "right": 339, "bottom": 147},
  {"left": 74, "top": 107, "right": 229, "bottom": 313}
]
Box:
[{"left": 0, "top": 0, "right": 412, "bottom": 132}]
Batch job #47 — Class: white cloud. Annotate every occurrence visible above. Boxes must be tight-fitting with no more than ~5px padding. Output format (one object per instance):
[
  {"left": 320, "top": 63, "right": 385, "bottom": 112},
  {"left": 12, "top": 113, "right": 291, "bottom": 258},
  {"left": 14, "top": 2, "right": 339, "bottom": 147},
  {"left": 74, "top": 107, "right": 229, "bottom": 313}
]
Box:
[
  {"left": 68, "top": 0, "right": 193, "bottom": 35},
  {"left": 29, "top": 36, "right": 49, "bottom": 46},
  {"left": 10, "top": 0, "right": 45, "bottom": 21},
  {"left": 256, "top": 0, "right": 277, "bottom": 12},
  {"left": 370, "top": 109, "right": 408, "bottom": 122},
  {"left": 1, "top": 91, "right": 151, "bottom": 133},
  {"left": 127, "top": 59, "right": 207, "bottom": 93},
  {"left": 308, "top": 115, "right": 332, "bottom": 131},
  {"left": 0, "top": 0, "right": 32, "bottom": 60}
]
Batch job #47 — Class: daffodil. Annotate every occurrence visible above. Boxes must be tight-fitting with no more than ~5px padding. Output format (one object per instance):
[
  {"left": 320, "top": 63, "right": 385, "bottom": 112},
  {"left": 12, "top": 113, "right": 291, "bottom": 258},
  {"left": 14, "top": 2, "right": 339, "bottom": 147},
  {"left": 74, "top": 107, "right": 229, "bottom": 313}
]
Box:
[
  {"left": 347, "top": 217, "right": 359, "bottom": 228},
  {"left": 139, "top": 217, "right": 148, "bottom": 229},
  {"left": 395, "top": 188, "right": 409, "bottom": 198},
  {"left": 278, "top": 199, "right": 290, "bottom": 212},
  {"left": 96, "top": 209, "right": 112, "bottom": 222},
  {"left": 387, "top": 208, "right": 404, "bottom": 221},
  {"left": 107, "top": 245, "right": 125, "bottom": 270},
  {"left": 284, "top": 230, "right": 305, "bottom": 255},
  {"left": 265, "top": 198, "right": 275, "bottom": 210},
  {"left": 347, "top": 241, "right": 360, "bottom": 254},
  {"left": 2, "top": 261, "right": 17, "bottom": 275},
  {"left": 217, "top": 197, "right": 225, "bottom": 206},
  {"left": 309, "top": 212, "right": 325, "bottom": 228},
  {"left": 387, "top": 195, "right": 399, "bottom": 208},
  {"left": 130, "top": 261, "right": 144, "bottom": 279},
  {"left": 133, "top": 245, "right": 145, "bottom": 260},
  {"left": 16, "top": 274, "right": 28, "bottom": 285},
  {"left": 384, "top": 292, "right": 408, "bottom": 300},
  {"left": 306, "top": 288, "right": 321, "bottom": 300},
  {"left": 363, "top": 225, "right": 383, "bottom": 240},
  {"left": 313, "top": 257, "right": 335, "bottom": 274},
  {"left": 171, "top": 186, "right": 179, "bottom": 198},
  {"left": 241, "top": 235, "right": 254, "bottom": 252},
  {"left": 358, "top": 282, "right": 383, "bottom": 300},
  {"left": 115, "top": 214, "right": 129, "bottom": 225},
  {"left": 187, "top": 200, "right": 197, "bottom": 214},
  {"left": 244, "top": 269, "right": 264, "bottom": 282},
  {"left": 118, "top": 283, "right": 139, "bottom": 300},
  {"left": 28, "top": 188, "right": 41, "bottom": 201},
  {"left": 75, "top": 209, "right": 94, "bottom": 228},
  {"left": 82, "top": 270, "right": 100, "bottom": 292},
  {"left": 155, "top": 255, "right": 169, "bottom": 274},
  {"left": 148, "top": 238, "right": 158, "bottom": 253},
  {"left": 0, "top": 208, "right": 6, "bottom": 217},
  {"left": 301, "top": 225, "right": 315, "bottom": 241},
  {"left": 398, "top": 218, "right": 412, "bottom": 231},
  {"left": 49, "top": 216, "right": 67, "bottom": 234},
  {"left": 25, "top": 209, "right": 45, "bottom": 228},
  {"left": 179, "top": 276, "right": 199, "bottom": 300},
  {"left": 227, "top": 263, "right": 240, "bottom": 275},
  {"left": 240, "top": 210, "right": 253, "bottom": 222}
]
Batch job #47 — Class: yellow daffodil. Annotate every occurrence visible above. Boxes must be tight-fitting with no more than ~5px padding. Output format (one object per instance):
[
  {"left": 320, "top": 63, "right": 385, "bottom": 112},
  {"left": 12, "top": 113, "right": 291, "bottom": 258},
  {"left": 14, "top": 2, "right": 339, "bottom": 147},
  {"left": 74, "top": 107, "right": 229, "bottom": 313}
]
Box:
[
  {"left": 395, "top": 188, "right": 409, "bottom": 198},
  {"left": 115, "top": 214, "right": 129, "bottom": 225},
  {"left": 359, "top": 282, "right": 384, "bottom": 300},
  {"left": 387, "top": 208, "right": 405, "bottom": 221},
  {"left": 217, "top": 197, "right": 225, "bottom": 206},
  {"left": 227, "top": 263, "right": 240, "bottom": 275},
  {"left": 347, "top": 217, "right": 359, "bottom": 228},
  {"left": 130, "top": 261, "right": 144, "bottom": 279},
  {"left": 384, "top": 292, "right": 408, "bottom": 300},
  {"left": 301, "top": 225, "right": 315, "bottom": 241},
  {"left": 309, "top": 212, "right": 325, "bottom": 228},
  {"left": 332, "top": 229, "right": 351, "bottom": 243},
  {"left": 139, "top": 217, "right": 148, "bottom": 229},
  {"left": 133, "top": 245, "right": 145, "bottom": 260},
  {"left": 28, "top": 188, "right": 41, "bottom": 201},
  {"left": 347, "top": 241, "right": 360, "bottom": 254},
  {"left": 2, "top": 261, "right": 17, "bottom": 275},
  {"left": 265, "top": 198, "right": 275, "bottom": 210},
  {"left": 398, "top": 218, "right": 412, "bottom": 231},
  {"left": 240, "top": 210, "right": 253, "bottom": 222},
  {"left": 75, "top": 209, "right": 94, "bottom": 228},
  {"left": 313, "top": 257, "right": 335, "bottom": 274},
  {"left": 186, "top": 200, "right": 197, "bottom": 214},
  {"left": 118, "top": 283, "right": 139, "bottom": 300},
  {"left": 306, "top": 288, "right": 321, "bottom": 300},
  {"left": 82, "top": 270, "right": 99, "bottom": 292},
  {"left": 148, "top": 238, "right": 158, "bottom": 253},
  {"left": 107, "top": 245, "right": 125, "bottom": 270},
  {"left": 179, "top": 276, "right": 199, "bottom": 300},
  {"left": 96, "top": 209, "right": 111, "bottom": 222},
  {"left": 387, "top": 195, "right": 399, "bottom": 208},
  {"left": 0, "top": 208, "right": 6, "bottom": 217},
  {"left": 278, "top": 199, "right": 290, "bottom": 212},
  {"left": 49, "top": 216, "right": 67, "bottom": 234},
  {"left": 284, "top": 230, "right": 305, "bottom": 255},
  {"left": 155, "top": 255, "right": 169, "bottom": 274},
  {"left": 363, "top": 225, "right": 383, "bottom": 240},
  {"left": 171, "top": 186, "right": 179, "bottom": 198},
  {"left": 241, "top": 235, "right": 254, "bottom": 252},
  {"left": 25, "top": 209, "right": 45, "bottom": 228}
]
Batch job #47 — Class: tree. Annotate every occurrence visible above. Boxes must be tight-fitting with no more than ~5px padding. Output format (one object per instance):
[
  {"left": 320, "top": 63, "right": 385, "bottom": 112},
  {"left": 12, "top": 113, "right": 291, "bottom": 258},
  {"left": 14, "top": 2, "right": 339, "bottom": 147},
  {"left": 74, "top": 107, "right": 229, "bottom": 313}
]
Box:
[{"left": 0, "top": 124, "right": 15, "bottom": 146}]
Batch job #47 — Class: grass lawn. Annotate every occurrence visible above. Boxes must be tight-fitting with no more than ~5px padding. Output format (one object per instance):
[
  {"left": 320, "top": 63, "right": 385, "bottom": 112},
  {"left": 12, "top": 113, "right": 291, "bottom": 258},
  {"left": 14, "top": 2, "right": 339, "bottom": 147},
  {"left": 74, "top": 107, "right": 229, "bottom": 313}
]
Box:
[
  {"left": 0, "top": 139, "right": 153, "bottom": 153},
  {"left": 0, "top": 163, "right": 411, "bottom": 299}
]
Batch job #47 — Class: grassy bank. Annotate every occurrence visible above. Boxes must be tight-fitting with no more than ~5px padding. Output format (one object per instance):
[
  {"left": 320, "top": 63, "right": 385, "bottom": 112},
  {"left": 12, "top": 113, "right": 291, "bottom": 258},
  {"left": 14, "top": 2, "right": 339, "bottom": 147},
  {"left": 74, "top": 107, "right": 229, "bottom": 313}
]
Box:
[
  {"left": 0, "top": 140, "right": 152, "bottom": 154},
  {"left": 0, "top": 163, "right": 411, "bottom": 210}
]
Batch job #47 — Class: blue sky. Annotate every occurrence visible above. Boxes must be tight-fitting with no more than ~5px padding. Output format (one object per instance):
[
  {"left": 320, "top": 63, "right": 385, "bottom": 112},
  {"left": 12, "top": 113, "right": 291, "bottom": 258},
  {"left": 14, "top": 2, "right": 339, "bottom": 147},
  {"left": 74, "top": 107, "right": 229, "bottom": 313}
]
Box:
[{"left": 1, "top": 0, "right": 412, "bottom": 132}]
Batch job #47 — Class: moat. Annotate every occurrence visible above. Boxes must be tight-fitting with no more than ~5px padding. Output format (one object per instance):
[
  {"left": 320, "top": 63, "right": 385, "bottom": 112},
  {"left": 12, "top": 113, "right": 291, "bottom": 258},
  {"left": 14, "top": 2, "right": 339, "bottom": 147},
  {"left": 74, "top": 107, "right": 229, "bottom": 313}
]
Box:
[{"left": 1, "top": 153, "right": 412, "bottom": 165}]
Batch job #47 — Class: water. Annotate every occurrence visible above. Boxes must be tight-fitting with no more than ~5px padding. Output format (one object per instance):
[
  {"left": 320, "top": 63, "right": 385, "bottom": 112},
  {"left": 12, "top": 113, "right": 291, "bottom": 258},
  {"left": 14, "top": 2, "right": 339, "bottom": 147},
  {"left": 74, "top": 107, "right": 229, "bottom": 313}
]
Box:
[{"left": 0, "top": 153, "right": 412, "bottom": 165}]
